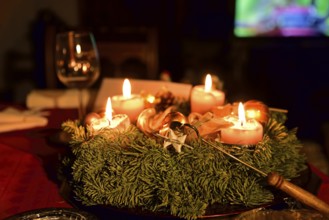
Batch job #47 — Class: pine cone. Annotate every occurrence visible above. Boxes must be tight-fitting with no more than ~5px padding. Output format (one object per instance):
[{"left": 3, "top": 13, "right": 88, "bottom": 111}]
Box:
[{"left": 154, "top": 88, "right": 175, "bottom": 112}]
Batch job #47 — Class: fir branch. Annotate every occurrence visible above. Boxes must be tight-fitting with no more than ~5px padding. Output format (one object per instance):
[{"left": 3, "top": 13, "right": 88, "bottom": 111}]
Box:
[{"left": 60, "top": 114, "right": 307, "bottom": 220}]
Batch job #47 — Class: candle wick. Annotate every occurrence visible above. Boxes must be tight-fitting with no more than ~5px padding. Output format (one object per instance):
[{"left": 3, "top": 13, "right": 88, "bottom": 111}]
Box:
[{"left": 241, "top": 121, "right": 244, "bottom": 127}]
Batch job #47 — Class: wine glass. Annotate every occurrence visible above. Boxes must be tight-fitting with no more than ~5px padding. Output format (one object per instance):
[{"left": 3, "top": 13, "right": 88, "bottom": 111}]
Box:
[{"left": 55, "top": 31, "right": 100, "bottom": 121}]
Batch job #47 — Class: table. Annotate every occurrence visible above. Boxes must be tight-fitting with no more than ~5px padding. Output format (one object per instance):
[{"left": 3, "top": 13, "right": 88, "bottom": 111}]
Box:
[
  {"left": 0, "top": 107, "right": 76, "bottom": 219},
  {"left": 0, "top": 105, "right": 329, "bottom": 220}
]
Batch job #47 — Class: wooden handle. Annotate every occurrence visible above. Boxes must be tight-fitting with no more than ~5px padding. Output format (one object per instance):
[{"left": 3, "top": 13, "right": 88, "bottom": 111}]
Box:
[{"left": 267, "top": 172, "right": 329, "bottom": 215}]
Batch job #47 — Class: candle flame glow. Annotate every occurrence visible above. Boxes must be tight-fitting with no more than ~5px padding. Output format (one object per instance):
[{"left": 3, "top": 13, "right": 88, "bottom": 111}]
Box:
[
  {"left": 76, "top": 44, "right": 81, "bottom": 54},
  {"left": 238, "top": 102, "right": 247, "bottom": 126},
  {"left": 204, "top": 74, "right": 212, "bottom": 92},
  {"left": 122, "top": 78, "right": 132, "bottom": 98},
  {"left": 105, "top": 97, "right": 113, "bottom": 123},
  {"left": 82, "top": 63, "right": 88, "bottom": 72},
  {"left": 147, "top": 95, "right": 155, "bottom": 103},
  {"left": 246, "top": 109, "right": 260, "bottom": 119}
]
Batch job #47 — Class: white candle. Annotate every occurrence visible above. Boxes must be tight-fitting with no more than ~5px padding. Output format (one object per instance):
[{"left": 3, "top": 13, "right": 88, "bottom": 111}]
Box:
[
  {"left": 105, "top": 97, "right": 130, "bottom": 130},
  {"left": 88, "top": 114, "right": 109, "bottom": 131},
  {"left": 190, "top": 74, "right": 225, "bottom": 114},
  {"left": 86, "top": 97, "right": 130, "bottom": 132},
  {"left": 221, "top": 102, "right": 263, "bottom": 145},
  {"left": 112, "top": 79, "right": 145, "bottom": 123}
]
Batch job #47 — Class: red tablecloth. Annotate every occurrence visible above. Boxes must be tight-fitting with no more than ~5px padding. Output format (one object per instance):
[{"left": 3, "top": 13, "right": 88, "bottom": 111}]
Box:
[
  {"left": 0, "top": 142, "right": 71, "bottom": 219},
  {"left": 310, "top": 165, "right": 329, "bottom": 203},
  {"left": 0, "top": 107, "right": 329, "bottom": 219},
  {"left": 0, "top": 108, "right": 77, "bottom": 219}
]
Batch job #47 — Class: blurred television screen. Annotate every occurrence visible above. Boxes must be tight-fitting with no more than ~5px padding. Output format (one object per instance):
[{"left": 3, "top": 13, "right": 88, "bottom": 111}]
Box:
[{"left": 234, "top": 0, "right": 329, "bottom": 37}]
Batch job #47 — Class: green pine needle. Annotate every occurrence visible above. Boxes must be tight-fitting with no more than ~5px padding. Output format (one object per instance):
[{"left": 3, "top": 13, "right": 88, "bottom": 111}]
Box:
[{"left": 59, "top": 112, "right": 306, "bottom": 220}]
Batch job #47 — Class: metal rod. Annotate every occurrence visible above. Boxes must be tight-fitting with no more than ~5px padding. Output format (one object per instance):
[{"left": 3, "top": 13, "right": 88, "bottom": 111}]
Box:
[{"left": 201, "top": 138, "right": 267, "bottom": 177}]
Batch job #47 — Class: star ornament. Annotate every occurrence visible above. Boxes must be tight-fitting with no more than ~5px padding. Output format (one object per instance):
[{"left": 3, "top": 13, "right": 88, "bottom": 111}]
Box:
[{"left": 163, "top": 128, "right": 187, "bottom": 153}]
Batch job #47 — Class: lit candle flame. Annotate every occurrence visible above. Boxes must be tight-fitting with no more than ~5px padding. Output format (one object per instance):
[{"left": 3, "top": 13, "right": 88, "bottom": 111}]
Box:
[
  {"left": 122, "top": 78, "right": 132, "bottom": 98},
  {"left": 105, "top": 97, "right": 113, "bottom": 123},
  {"left": 204, "top": 74, "right": 212, "bottom": 92},
  {"left": 76, "top": 44, "right": 81, "bottom": 54},
  {"left": 238, "top": 102, "right": 246, "bottom": 127}
]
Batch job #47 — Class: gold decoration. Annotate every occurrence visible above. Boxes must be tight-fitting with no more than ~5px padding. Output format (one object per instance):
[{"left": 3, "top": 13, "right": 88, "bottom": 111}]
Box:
[
  {"left": 212, "top": 103, "right": 235, "bottom": 117},
  {"left": 136, "top": 106, "right": 175, "bottom": 135},
  {"left": 212, "top": 100, "right": 269, "bottom": 124},
  {"left": 162, "top": 111, "right": 187, "bottom": 127},
  {"left": 244, "top": 100, "right": 269, "bottom": 124},
  {"left": 187, "top": 112, "right": 233, "bottom": 140}
]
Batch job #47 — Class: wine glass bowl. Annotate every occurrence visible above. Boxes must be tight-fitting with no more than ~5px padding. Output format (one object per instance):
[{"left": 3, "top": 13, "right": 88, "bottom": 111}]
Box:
[{"left": 55, "top": 31, "right": 100, "bottom": 120}]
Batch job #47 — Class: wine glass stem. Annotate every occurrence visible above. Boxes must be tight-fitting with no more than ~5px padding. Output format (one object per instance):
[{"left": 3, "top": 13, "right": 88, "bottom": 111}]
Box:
[{"left": 78, "top": 89, "right": 85, "bottom": 122}]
